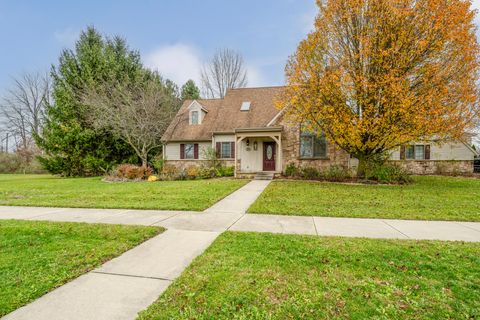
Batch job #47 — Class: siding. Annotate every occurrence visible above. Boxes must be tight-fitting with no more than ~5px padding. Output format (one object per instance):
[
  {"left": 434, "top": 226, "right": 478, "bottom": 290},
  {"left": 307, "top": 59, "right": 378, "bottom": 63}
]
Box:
[
  {"left": 164, "top": 142, "right": 211, "bottom": 160},
  {"left": 390, "top": 141, "right": 475, "bottom": 161}
]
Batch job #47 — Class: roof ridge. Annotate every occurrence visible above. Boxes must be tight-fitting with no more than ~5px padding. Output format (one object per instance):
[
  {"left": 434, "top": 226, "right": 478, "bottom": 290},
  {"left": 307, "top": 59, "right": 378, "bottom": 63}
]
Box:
[{"left": 228, "top": 85, "right": 285, "bottom": 91}]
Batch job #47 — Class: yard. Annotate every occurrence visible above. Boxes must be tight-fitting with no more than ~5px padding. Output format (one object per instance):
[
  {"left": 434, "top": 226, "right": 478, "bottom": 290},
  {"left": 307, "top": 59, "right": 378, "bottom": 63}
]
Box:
[
  {"left": 0, "top": 219, "right": 162, "bottom": 316},
  {"left": 248, "top": 176, "right": 480, "bottom": 221},
  {"left": 0, "top": 174, "right": 248, "bottom": 211},
  {"left": 138, "top": 232, "right": 480, "bottom": 320}
]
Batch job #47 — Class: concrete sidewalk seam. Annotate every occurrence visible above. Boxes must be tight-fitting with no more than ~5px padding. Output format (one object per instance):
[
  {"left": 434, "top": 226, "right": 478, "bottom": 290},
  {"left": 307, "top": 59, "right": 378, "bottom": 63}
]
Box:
[
  {"left": 226, "top": 213, "right": 246, "bottom": 231},
  {"left": 382, "top": 220, "right": 411, "bottom": 239},
  {"left": 91, "top": 271, "right": 173, "bottom": 282},
  {"left": 312, "top": 216, "right": 319, "bottom": 236},
  {"left": 453, "top": 221, "right": 480, "bottom": 234},
  {"left": 148, "top": 211, "right": 185, "bottom": 226}
]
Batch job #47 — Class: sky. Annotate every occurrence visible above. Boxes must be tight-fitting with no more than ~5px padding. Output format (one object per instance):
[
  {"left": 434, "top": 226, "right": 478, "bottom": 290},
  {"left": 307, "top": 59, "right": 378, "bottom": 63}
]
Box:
[{"left": 0, "top": 0, "right": 318, "bottom": 93}]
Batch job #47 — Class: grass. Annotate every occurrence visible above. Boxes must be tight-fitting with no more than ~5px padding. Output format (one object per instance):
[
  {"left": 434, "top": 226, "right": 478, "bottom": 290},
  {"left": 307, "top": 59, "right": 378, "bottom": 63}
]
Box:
[
  {"left": 0, "top": 174, "right": 248, "bottom": 211},
  {"left": 0, "top": 219, "right": 162, "bottom": 316},
  {"left": 138, "top": 232, "right": 480, "bottom": 320},
  {"left": 248, "top": 176, "right": 480, "bottom": 221}
]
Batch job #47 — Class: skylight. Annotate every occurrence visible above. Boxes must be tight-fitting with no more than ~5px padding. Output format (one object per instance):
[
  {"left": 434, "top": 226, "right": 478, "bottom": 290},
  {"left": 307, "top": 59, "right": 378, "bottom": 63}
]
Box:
[{"left": 240, "top": 101, "right": 251, "bottom": 111}]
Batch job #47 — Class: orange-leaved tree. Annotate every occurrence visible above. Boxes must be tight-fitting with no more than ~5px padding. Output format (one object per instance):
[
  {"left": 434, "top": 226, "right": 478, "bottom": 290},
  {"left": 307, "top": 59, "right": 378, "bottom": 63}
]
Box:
[{"left": 280, "top": 0, "right": 480, "bottom": 176}]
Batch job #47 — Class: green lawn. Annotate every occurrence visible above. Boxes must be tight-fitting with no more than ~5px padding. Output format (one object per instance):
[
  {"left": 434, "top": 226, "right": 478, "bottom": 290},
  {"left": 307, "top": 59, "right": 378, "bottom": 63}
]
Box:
[
  {"left": 0, "top": 174, "right": 248, "bottom": 211},
  {"left": 138, "top": 232, "right": 480, "bottom": 320},
  {"left": 0, "top": 219, "right": 162, "bottom": 316},
  {"left": 248, "top": 176, "right": 480, "bottom": 221}
]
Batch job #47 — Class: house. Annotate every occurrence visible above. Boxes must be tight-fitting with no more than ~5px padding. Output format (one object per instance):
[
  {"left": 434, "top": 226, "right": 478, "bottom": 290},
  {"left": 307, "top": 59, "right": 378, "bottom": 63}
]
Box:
[{"left": 161, "top": 86, "right": 479, "bottom": 177}]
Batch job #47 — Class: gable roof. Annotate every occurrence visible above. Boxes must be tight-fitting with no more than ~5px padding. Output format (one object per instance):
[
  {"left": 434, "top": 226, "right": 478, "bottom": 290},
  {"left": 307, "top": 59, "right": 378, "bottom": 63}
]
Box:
[{"left": 162, "top": 86, "right": 284, "bottom": 141}]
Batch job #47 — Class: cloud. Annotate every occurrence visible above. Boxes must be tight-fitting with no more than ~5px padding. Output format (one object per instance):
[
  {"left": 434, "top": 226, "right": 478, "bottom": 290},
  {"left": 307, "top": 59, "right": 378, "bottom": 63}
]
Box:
[
  {"left": 144, "top": 44, "right": 202, "bottom": 86},
  {"left": 54, "top": 28, "right": 80, "bottom": 47},
  {"left": 246, "top": 65, "right": 268, "bottom": 87},
  {"left": 144, "top": 43, "right": 270, "bottom": 89}
]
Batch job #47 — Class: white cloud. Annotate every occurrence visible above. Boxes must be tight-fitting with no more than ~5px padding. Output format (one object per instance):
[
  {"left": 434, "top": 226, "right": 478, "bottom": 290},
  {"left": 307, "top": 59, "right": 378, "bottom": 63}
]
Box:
[
  {"left": 54, "top": 28, "right": 79, "bottom": 47},
  {"left": 144, "top": 44, "right": 202, "bottom": 86},
  {"left": 246, "top": 65, "right": 268, "bottom": 87},
  {"left": 144, "top": 43, "right": 270, "bottom": 89}
]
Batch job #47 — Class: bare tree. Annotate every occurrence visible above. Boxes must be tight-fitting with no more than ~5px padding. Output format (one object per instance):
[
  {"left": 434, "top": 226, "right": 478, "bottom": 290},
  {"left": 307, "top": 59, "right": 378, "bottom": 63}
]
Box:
[
  {"left": 81, "top": 79, "right": 179, "bottom": 167},
  {"left": 200, "top": 48, "right": 248, "bottom": 98},
  {"left": 0, "top": 72, "right": 50, "bottom": 151}
]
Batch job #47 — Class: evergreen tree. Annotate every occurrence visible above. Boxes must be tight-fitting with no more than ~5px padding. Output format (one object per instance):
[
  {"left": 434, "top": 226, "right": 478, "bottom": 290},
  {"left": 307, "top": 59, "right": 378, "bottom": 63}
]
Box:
[
  {"left": 180, "top": 79, "right": 201, "bottom": 100},
  {"left": 36, "top": 27, "right": 147, "bottom": 176}
]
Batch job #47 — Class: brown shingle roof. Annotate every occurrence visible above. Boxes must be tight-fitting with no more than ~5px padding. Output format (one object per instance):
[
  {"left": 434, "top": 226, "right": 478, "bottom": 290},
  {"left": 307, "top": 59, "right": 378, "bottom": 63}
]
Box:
[{"left": 162, "top": 86, "right": 284, "bottom": 141}]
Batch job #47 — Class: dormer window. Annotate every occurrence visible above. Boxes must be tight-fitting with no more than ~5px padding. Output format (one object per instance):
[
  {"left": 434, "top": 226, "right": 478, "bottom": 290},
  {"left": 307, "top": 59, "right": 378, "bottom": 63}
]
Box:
[
  {"left": 191, "top": 111, "right": 199, "bottom": 125},
  {"left": 240, "top": 101, "right": 251, "bottom": 111}
]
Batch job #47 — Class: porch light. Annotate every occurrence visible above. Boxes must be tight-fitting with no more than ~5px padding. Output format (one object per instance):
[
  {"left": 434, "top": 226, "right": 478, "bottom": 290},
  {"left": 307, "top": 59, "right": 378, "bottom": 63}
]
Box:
[
  {"left": 246, "top": 139, "right": 250, "bottom": 147},
  {"left": 253, "top": 141, "right": 258, "bottom": 151}
]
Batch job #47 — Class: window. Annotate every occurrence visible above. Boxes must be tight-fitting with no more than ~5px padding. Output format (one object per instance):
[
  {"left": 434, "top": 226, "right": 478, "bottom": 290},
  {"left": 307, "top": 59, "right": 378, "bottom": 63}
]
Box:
[
  {"left": 403, "top": 144, "right": 429, "bottom": 160},
  {"left": 299, "top": 127, "right": 327, "bottom": 159},
  {"left": 216, "top": 142, "right": 234, "bottom": 159},
  {"left": 240, "top": 101, "right": 251, "bottom": 111},
  {"left": 184, "top": 144, "right": 194, "bottom": 159},
  {"left": 191, "top": 111, "right": 199, "bottom": 125}
]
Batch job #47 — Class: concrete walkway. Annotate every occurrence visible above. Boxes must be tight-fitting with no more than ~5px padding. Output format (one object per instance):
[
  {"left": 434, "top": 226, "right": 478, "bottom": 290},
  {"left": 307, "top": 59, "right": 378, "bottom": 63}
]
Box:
[
  {"left": 2, "top": 179, "right": 480, "bottom": 319},
  {"left": 1, "top": 180, "right": 271, "bottom": 320}
]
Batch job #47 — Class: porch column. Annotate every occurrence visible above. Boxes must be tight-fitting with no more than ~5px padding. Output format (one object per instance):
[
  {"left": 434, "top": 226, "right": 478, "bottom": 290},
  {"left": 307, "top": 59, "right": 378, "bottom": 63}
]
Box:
[{"left": 270, "top": 135, "right": 282, "bottom": 173}]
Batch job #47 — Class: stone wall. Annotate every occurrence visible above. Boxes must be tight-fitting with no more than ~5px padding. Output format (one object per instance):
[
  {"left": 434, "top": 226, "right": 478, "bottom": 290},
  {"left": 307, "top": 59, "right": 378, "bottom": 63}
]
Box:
[
  {"left": 164, "top": 160, "right": 235, "bottom": 171},
  {"left": 280, "top": 119, "right": 351, "bottom": 171},
  {"left": 390, "top": 160, "right": 474, "bottom": 175}
]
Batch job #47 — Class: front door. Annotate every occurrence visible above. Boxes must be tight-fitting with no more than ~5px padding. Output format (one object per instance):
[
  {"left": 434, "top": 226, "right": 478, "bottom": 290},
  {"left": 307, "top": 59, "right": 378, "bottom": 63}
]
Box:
[{"left": 263, "top": 142, "right": 276, "bottom": 171}]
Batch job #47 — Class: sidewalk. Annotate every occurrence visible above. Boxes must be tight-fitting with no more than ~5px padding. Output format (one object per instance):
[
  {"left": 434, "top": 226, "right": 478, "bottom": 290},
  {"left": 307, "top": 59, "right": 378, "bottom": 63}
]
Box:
[
  {"left": 1, "top": 180, "right": 271, "bottom": 320},
  {"left": 2, "top": 179, "right": 480, "bottom": 319}
]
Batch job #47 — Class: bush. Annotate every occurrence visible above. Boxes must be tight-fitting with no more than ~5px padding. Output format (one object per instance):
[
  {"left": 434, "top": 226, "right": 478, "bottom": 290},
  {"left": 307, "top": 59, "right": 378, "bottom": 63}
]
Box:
[
  {"left": 365, "top": 163, "right": 412, "bottom": 184},
  {"left": 216, "top": 166, "right": 234, "bottom": 177},
  {"left": 151, "top": 155, "right": 165, "bottom": 174},
  {"left": 186, "top": 166, "right": 200, "bottom": 179},
  {"left": 300, "top": 166, "right": 321, "bottom": 179},
  {"left": 323, "top": 165, "right": 353, "bottom": 182},
  {"left": 284, "top": 162, "right": 299, "bottom": 177},
  {"left": 113, "top": 164, "right": 153, "bottom": 180},
  {"left": 0, "top": 152, "right": 46, "bottom": 174}
]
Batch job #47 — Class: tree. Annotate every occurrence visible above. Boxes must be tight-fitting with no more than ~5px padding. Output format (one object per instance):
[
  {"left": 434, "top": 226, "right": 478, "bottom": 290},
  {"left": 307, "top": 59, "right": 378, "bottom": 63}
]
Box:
[
  {"left": 201, "top": 48, "right": 248, "bottom": 98},
  {"left": 81, "top": 73, "right": 181, "bottom": 167},
  {"left": 0, "top": 72, "right": 50, "bottom": 152},
  {"left": 181, "top": 79, "right": 201, "bottom": 100},
  {"left": 280, "top": 0, "right": 480, "bottom": 176},
  {"left": 36, "top": 26, "right": 148, "bottom": 176}
]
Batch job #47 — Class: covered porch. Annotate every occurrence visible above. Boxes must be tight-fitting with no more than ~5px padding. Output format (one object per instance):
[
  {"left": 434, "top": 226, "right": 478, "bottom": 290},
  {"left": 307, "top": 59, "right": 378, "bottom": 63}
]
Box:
[{"left": 234, "top": 127, "right": 283, "bottom": 177}]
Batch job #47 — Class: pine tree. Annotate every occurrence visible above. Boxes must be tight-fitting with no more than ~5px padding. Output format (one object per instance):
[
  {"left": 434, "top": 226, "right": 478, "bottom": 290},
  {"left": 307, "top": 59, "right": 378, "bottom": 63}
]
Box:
[
  {"left": 180, "top": 79, "right": 201, "bottom": 100},
  {"left": 36, "top": 27, "right": 147, "bottom": 176}
]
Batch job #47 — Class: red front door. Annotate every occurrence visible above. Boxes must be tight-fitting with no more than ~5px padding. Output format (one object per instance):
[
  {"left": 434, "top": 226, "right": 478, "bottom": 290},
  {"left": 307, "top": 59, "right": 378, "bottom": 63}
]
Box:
[{"left": 263, "top": 142, "right": 276, "bottom": 171}]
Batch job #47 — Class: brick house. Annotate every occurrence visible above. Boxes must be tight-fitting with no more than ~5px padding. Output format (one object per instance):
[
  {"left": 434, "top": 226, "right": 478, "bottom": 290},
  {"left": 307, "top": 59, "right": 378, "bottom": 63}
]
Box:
[{"left": 162, "top": 86, "right": 478, "bottom": 176}]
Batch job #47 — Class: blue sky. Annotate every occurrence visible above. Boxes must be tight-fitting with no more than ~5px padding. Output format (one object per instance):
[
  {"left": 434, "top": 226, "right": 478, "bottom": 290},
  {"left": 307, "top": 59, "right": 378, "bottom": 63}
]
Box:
[{"left": 0, "top": 0, "right": 318, "bottom": 93}]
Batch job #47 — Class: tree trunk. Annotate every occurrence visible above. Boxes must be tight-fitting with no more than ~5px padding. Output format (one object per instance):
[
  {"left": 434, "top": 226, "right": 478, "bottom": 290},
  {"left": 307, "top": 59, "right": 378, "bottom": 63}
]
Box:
[
  {"left": 356, "top": 156, "right": 368, "bottom": 178},
  {"left": 141, "top": 154, "right": 148, "bottom": 167}
]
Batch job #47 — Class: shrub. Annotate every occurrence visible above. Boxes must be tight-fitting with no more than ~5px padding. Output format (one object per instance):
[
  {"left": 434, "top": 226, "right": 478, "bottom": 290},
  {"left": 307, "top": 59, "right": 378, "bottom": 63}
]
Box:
[
  {"left": 300, "top": 166, "right": 321, "bottom": 179},
  {"left": 151, "top": 155, "right": 165, "bottom": 174},
  {"left": 284, "top": 162, "right": 299, "bottom": 177},
  {"left": 323, "top": 165, "right": 353, "bottom": 182},
  {"left": 186, "top": 166, "right": 200, "bottom": 179},
  {"left": 216, "top": 166, "right": 234, "bottom": 177},
  {"left": 199, "top": 167, "right": 217, "bottom": 179},
  {"left": 113, "top": 164, "right": 153, "bottom": 180},
  {"left": 161, "top": 164, "right": 177, "bottom": 176},
  {"left": 365, "top": 163, "right": 412, "bottom": 184},
  {"left": 0, "top": 153, "right": 22, "bottom": 173}
]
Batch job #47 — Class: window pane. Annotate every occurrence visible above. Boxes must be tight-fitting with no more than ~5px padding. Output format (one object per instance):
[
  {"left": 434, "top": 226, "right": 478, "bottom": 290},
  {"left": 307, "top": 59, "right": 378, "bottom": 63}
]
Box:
[
  {"left": 300, "top": 136, "right": 313, "bottom": 158},
  {"left": 406, "top": 145, "right": 415, "bottom": 159},
  {"left": 221, "top": 142, "right": 231, "bottom": 158},
  {"left": 415, "top": 145, "right": 425, "bottom": 160},
  {"left": 185, "top": 144, "right": 194, "bottom": 159},
  {"left": 191, "top": 111, "right": 198, "bottom": 124},
  {"left": 313, "top": 135, "right": 327, "bottom": 158}
]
